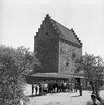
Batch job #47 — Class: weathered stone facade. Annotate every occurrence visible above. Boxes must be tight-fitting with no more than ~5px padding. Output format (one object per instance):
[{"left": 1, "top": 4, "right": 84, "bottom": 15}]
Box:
[
  {"left": 34, "top": 14, "right": 82, "bottom": 75},
  {"left": 59, "top": 38, "right": 82, "bottom": 74},
  {"left": 34, "top": 15, "right": 59, "bottom": 73}
]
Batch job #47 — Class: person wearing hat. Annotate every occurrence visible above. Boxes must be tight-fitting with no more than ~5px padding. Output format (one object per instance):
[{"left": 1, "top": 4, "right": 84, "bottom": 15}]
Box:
[{"left": 86, "top": 93, "right": 101, "bottom": 105}]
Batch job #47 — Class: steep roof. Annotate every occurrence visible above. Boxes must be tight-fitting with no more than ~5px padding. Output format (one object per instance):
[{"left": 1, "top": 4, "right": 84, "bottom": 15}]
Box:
[{"left": 45, "top": 14, "right": 82, "bottom": 46}]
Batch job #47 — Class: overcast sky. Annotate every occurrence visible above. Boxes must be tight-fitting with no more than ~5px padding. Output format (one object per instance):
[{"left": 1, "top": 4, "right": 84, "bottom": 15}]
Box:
[{"left": 0, "top": 0, "right": 104, "bottom": 59}]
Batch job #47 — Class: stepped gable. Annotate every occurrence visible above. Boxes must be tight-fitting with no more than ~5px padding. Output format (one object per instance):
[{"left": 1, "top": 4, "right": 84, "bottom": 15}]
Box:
[{"left": 45, "top": 14, "right": 82, "bottom": 46}]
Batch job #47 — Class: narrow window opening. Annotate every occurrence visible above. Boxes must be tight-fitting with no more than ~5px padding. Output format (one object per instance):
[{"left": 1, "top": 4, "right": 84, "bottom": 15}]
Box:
[
  {"left": 66, "top": 62, "right": 69, "bottom": 66},
  {"left": 46, "top": 32, "right": 48, "bottom": 35}
]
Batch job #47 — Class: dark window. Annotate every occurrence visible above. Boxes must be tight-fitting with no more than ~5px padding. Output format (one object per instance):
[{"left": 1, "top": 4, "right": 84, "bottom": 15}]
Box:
[
  {"left": 66, "top": 62, "right": 69, "bottom": 66},
  {"left": 50, "top": 56, "right": 52, "bottom": 59},
  {"left": 46, "top": 32, "right": 48, "bottom": 35}
]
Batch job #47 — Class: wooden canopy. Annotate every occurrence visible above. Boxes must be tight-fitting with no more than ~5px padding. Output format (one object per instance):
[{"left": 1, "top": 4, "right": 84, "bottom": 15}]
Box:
[{"left": 26, "top": 73, "right": 84, "bottom": 84}]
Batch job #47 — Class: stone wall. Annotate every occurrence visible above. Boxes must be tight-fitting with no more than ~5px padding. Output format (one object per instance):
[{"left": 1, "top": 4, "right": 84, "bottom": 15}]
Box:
[
  {"left": 58, "top": 38, "right": 82, "bottom": 74},
  {"left": 34, "top": 17, "right": 59, "bottom": 73},
  {"left": 34, "top": 15, "right": 82, "bottom": 74}
]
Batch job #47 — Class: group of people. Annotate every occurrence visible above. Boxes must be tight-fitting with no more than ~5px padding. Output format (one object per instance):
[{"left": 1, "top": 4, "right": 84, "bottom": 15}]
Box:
[
  {"left": 31, "top": 80, "right": 104, "bottom": 105},
  {"left": 31, "top": 80, "right": 82, "bottom": 96}
]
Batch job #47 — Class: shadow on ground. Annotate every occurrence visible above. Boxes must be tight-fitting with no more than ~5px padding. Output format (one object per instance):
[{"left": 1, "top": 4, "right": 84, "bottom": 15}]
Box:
[
  {"left": 71, "top": 95, "right": 81, "bottom": 98},
  {"left": 28, "top": 93, "right": 47, "bottom": 97}
]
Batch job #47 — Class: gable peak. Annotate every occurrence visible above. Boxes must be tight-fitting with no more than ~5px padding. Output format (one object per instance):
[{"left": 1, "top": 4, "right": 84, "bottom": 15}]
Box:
[{"left": 45, "top": 14, "right": 51, "bottom": 19}]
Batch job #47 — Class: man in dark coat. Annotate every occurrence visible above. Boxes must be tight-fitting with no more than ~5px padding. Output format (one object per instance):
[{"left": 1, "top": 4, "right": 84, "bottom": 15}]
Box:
[
  {"left": 32, "top": 82, "right": 34, "bottom": 96},
  {"left": 79, "top": 84, "right": 82, "bottom": 96}
]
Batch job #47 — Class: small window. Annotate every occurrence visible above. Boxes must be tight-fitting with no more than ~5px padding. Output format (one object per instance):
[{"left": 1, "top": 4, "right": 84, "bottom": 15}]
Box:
[
  {"left": 50, "top": 56, "right": 52, "bottom": 59},
  {"left": 46, "top": 32, "right": 48, "bottom": 35},
  {"left": 66, "top": 62, "right": 69, "bottom": 66}
]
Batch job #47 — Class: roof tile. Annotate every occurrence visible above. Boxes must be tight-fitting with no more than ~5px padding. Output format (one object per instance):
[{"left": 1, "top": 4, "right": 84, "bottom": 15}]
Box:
[{"left": 51, "top": 19, "right": 82, "bottom": 46}]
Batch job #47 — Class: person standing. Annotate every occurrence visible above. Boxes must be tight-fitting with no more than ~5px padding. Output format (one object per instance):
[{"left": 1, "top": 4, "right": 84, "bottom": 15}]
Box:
[
  {"left": 38, "top": 81, "right": 43, "bottom": 95},
  {"left": 31, "top": 82, "right": 34, "bottom": 96},
  {"left": 34, "top": 82, "right": 38, "bottom": 95},
  {"left": 80, "top": 84, "right": 82, "bottom": 96},
  {"left": 74, "top": 82, "right": 78, "bottom": 92}
]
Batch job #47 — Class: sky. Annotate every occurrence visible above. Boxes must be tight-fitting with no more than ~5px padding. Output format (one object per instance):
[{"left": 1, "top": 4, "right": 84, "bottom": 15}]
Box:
[{"left": 0, "top": 0, "right": 104, "bottom": 59}]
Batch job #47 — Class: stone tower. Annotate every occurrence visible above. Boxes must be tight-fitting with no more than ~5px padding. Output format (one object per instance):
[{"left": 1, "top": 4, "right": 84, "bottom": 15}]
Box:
[{"left": 34, "top": 14, "right": 82, "bottom": 75}]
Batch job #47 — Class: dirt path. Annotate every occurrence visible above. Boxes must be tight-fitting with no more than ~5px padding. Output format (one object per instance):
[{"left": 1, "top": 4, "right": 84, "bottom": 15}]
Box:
[{"left": 24, "top": 84, "right": 104, "bottom": 105}]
